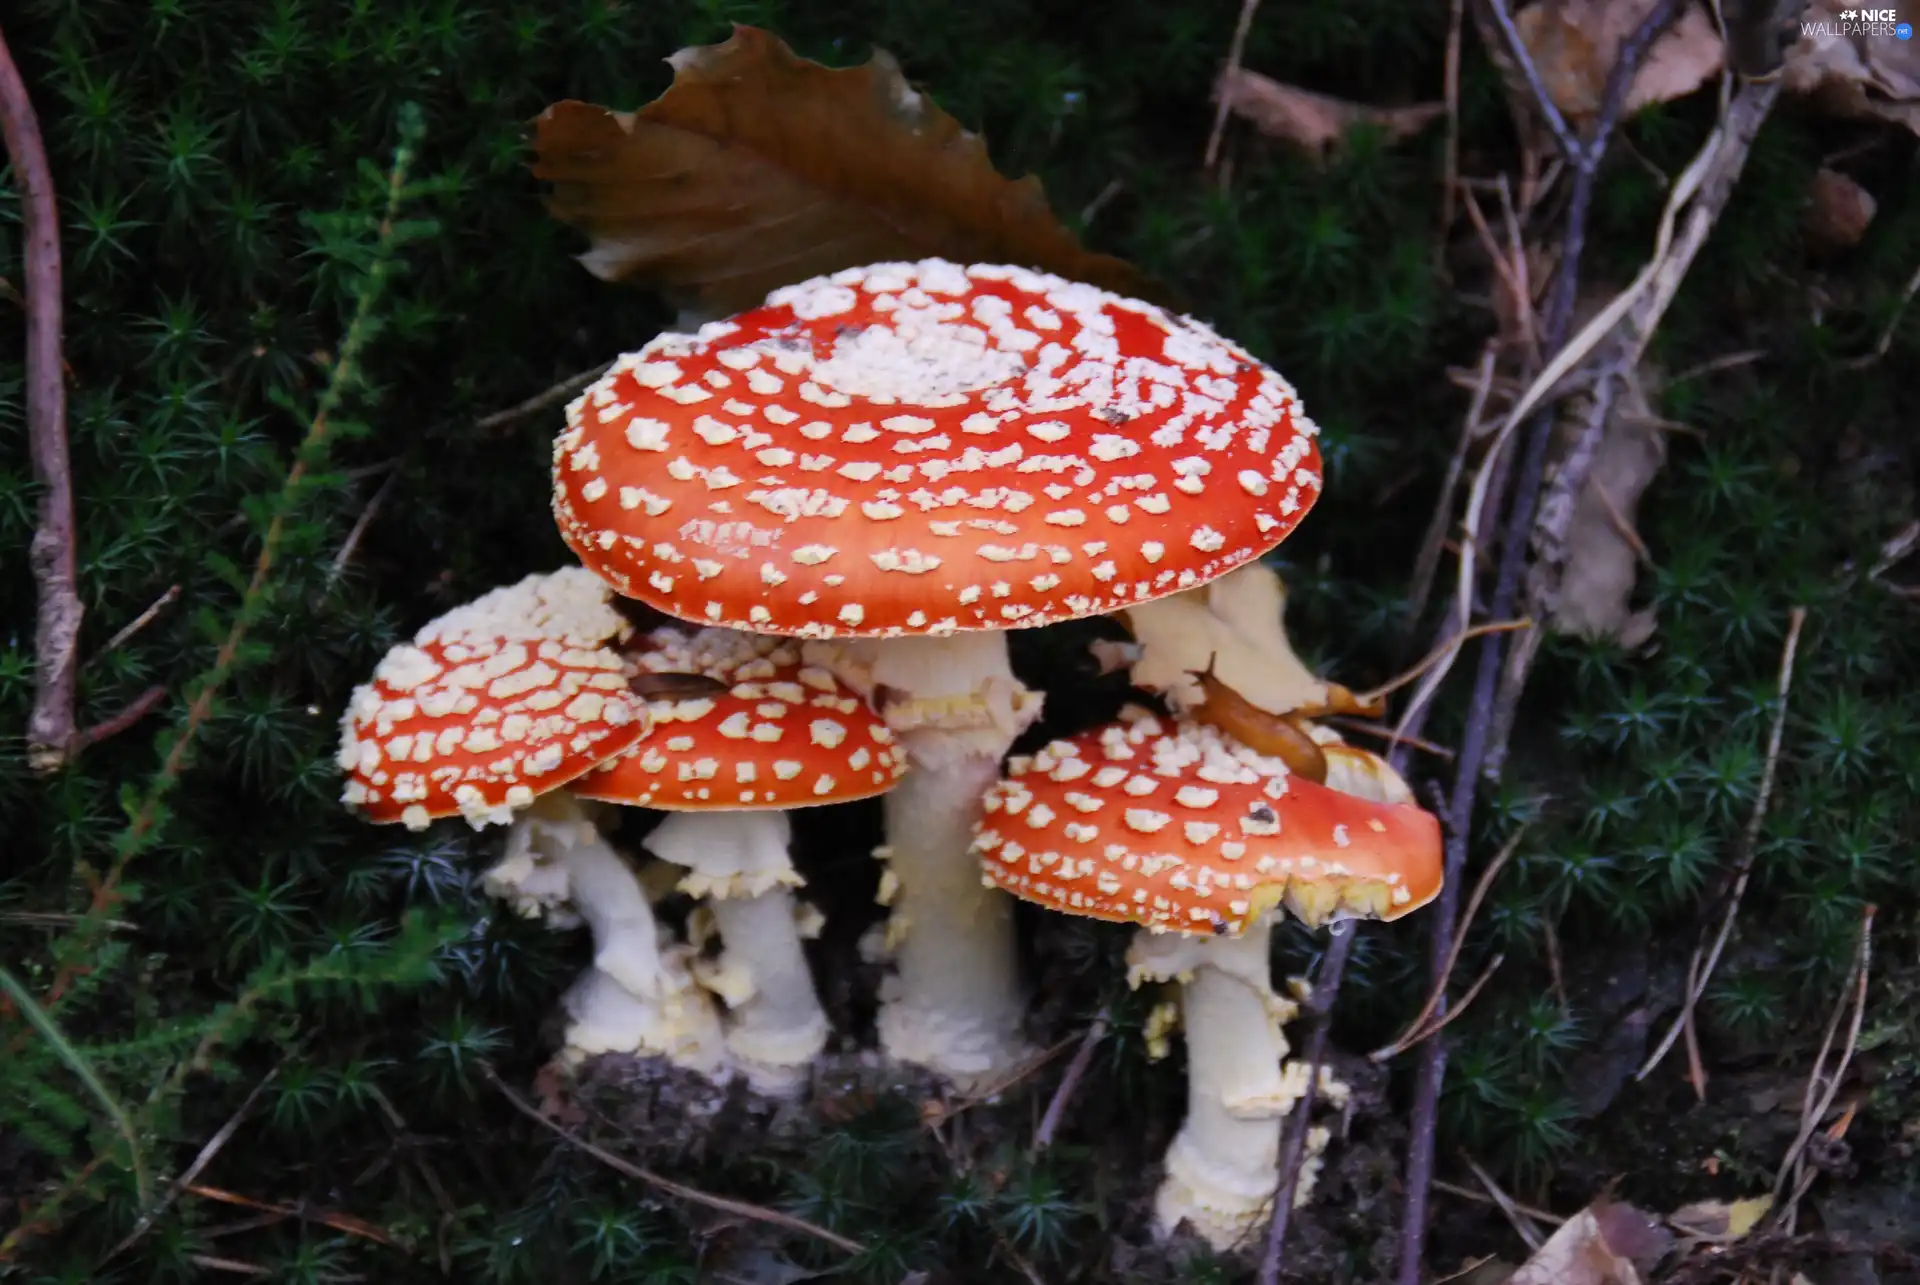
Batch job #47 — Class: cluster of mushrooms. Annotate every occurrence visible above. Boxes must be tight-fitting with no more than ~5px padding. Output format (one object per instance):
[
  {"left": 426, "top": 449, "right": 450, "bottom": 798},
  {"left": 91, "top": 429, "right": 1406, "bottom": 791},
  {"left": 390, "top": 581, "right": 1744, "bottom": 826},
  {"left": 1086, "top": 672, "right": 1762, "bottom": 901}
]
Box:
[{"left": 335, "top": 259, "right": 1444, "bottom": 1250}]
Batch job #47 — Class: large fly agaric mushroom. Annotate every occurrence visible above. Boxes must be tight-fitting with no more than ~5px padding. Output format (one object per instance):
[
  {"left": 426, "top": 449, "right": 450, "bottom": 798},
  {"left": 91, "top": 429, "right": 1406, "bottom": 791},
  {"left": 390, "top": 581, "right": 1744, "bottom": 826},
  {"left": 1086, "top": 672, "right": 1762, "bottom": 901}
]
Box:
[
  {"left": 568, "top": 625, "right": 910, "bottom": 1094},
  {"left": 975, "top": 708, "right": 1441, "bottom": 1248},
  {"left": 550, "top": 258, "right": 1324, "bottom": 1082},
  {"left": 336, "top": 567, "right": 726, "bottom": 1075}
]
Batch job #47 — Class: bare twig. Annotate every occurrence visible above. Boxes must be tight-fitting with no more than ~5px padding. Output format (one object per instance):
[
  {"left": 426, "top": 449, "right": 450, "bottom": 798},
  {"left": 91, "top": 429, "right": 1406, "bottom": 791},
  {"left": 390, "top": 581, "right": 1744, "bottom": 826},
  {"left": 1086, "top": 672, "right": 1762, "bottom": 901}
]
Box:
[
  {"left": 1467, "top": 1153, "right": 1545, "bottom": 1250},
  {"left": 474, "top": 361, "right": 614, "bottom": 433},
  {"left": 484, "top": 1065, "right": 864, "bottom": 1255},
  {"left": 1405, "top": 345, "right": 1499, "bottom": 632},
  {"left": 1204, "top": 0, "right": 1264, "bottom": 170},
  {"left": 1484, "top": 0, "right": 1583, "bottom": 163},
  {"left": 1362, "top": 618, "right": 1532, "bottom": 710},
  {"left": 1031, "top": 1011, "right": 1108, "bottom": 1156},
  {"left": 927, "top": 1028, "right": 1082, "bottom": 1128},
  {"left": 327, "top": 467, "right": 401, "bottom": 587},
  {"left": 1391, "top": 8, "right": 1698, "bottom": 1279},
  {"left": 1593, "top": 482, "right": 1653, "bottom": 567},
  {"left": 1670, "top": 347, "right": 1768, "bottom": 384},
  {"left": 1255, "top": 925, "right": 1353, "bottom": 1284},
  {"left": 1638, "top": 607, "right": 1806, "bottom": 1089},
  {"left": 1433, "top": 1178, "right": 1565, "bottom": 1227},
  {"left": 1440, "top": 0, "right": 1466, "bottom": 237},
  {"left": 1842, "top": 261, "right": 1920, "bottom": 370},
  {"left": 1770, "top": 905, "right": 1875, "bottom": 1231},
  {"left": 2, "top": 22, "right": 83, "bottom": 775},
  {"left": 101, "top": 585, "right": 181, "bottom": 654},
  {"left": 69, "top": 685, "right": 168, "bottom": 755},
  {"left": 1372, "top": 827, "right": 1524, "bottom": 1062},
  {"left": 104, "top": 1061, "right": 288, "bottom": 1261},
  {"left": 8, "top": 111, "right": 428, "bottom": 1042},
  {"left": 1322, "top": 718, "right": 1456, "bottom": 762}
]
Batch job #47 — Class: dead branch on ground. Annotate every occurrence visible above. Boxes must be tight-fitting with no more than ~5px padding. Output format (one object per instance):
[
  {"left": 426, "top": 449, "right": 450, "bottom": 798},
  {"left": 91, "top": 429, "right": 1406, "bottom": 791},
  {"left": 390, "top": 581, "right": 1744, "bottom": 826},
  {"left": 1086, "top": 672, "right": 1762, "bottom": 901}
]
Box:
[{"left": 1, "top": 22, "right": 83, "bottom": 775}]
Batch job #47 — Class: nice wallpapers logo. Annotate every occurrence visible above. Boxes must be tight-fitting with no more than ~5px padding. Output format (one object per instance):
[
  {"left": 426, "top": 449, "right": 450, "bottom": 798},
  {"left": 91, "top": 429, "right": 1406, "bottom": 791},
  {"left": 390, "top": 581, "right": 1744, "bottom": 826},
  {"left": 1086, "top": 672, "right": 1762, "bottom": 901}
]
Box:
[{"left": 1800, "top": 5, "right": 1914, "bottom": 38}]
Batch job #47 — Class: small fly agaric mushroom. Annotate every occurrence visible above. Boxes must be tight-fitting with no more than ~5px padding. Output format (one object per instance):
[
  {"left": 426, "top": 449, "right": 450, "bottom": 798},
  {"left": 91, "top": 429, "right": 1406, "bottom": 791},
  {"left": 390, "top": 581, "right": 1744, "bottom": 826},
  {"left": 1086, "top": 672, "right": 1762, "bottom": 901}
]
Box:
[
  {"left": 550, "top": 258, "right": 1323, "bottom": 1083},
  {"left": 974, "top": 709, "right": 1441, "bottom": 1249},
  {"left": 569, "top": 625, "right": 910, "bottom": 1094},
  {"left": 336, "top": 567, "right": 726, "bottom": 1075}
]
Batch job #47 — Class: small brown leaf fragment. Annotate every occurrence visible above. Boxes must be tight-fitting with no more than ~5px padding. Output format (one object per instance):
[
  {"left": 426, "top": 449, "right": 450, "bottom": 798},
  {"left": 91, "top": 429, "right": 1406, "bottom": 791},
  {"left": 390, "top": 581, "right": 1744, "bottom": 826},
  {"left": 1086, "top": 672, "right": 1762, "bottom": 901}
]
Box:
[
  {"left": 1508, "top": 1201, "right": 1671, "bottom": 1285},
  {"left": 530, "top": 26, "right": 1165, "bottom": 318},
  {"left": 1215, "top": 67, "right": 1444, "bottom": 157},
  {"left": 1512, "top": 0, "right": 1726, "bottom": 118},
  {"left": 1552, "top": 366, "right": 1666, "bottom": 648},
  {"left": 1782, "top": 5, "right": 1920, "bottom": 135},
  {"left": 1804, "top": 167, "right": 1878, "bottom": 251},
  {"left": 1667, "top": 1193, "right": 1773, "bottom": 1241}
]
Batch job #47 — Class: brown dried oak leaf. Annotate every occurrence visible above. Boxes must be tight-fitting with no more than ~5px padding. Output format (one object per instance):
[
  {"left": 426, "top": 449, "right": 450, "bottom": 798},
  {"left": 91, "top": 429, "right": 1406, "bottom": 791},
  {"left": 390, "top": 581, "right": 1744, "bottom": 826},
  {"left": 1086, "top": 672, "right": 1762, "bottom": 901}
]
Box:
[
  {"left": 530, "top": 25, "right": 1164, "bottom": 319},
  {"left": 1509, "top": 1200, "right": 1673, "bottom": 1285},
  {"left": 1215, "top": 67, "right": 1444, "bottom": 157},
  {"left": 1512, "top": 0, "right": 1726, "bottom": 119},
  {"left": 1782, "top": 5, "right": 1920, "bottom": 136}
]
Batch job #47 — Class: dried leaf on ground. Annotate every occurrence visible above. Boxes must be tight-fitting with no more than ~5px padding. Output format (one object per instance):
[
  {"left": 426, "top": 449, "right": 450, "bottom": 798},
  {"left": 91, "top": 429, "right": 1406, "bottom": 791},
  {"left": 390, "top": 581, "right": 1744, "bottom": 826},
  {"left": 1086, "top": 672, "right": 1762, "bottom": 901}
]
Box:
[
  {"left": 530, "top": 26, "right": 1161, "bottom": 318},
  {"left": 1509, "top": 1201, "right": 1674, "bottom": 1285},
  {"left": 1215, "top": 67, "right": 1444, "bottom": 157},
  {"left": 1667, "top": 1193, "right": 1773, "bottom": 1241},
  {"left": 1804, "top": 168, "right": 1878, "bottom": 251},
  {"left": 1551, "top": 365, "right": 1665, "bottom": 649},
  {"left": 1782, "top": 7, "right": 1920, "bottom": 136},
  {"left": 1511, "top": 0, "right": 1726, "bottom": 118}
]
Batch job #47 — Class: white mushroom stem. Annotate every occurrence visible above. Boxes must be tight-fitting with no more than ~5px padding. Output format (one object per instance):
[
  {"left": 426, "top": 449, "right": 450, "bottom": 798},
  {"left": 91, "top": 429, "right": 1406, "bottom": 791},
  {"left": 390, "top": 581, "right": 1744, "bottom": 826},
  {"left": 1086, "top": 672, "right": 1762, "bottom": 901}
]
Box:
[
  {"left": 481, "top": 792, "right": 732, "bottom": 1077},
  {"left": 560, "top": 952, "right": 731, "bottom": 1078},
  {"left": 807, "top": 630, "right": 1041, "bottom": 1086},
  {"left": 1129, "top": 916, "right": 1343, "bottom": 1251},
  {"left": 644, "top": 809, "right": 828, "bottom": 1096},
  {"left": 1122, "top": 564, "right": 1326, "bottom": 718},
  {"left": 482, "top": 792, "right": 669, "bottom": 1000}
]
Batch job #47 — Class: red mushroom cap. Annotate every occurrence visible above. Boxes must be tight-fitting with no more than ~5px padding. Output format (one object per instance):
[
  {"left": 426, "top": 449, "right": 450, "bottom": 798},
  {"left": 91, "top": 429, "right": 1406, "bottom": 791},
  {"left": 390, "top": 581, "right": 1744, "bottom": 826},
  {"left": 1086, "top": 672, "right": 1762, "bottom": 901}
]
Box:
[
  {"left": 552, "top": 259, "right": 1321, "bottom": 639},
  {"left": 337, "top": 568, "right": 649, "bottom": 830},
  {"left": 974, "top": 711, "right": 1442, "bottom": 935},
  {"left": 571, "top": 626, "right": 908, "bottom": 811}
]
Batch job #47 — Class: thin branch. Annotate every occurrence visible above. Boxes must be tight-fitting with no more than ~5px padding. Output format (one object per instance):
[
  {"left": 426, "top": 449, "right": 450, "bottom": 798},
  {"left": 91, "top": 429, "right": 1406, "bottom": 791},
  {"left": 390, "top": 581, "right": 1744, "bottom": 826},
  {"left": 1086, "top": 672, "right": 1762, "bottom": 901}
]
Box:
[
  {"left": 1483, "top": 80, "right": 1782, "bottom": 776},
  {"left": 474, "top": 361, "right": 614, "bottom": 433},
  {"left": 104, "top": 1059, "right": 289, "bottom": 1262},
  {"left": 1842, "top": 259, "right": 1920, "bottom": 370},
  {"left": 484, "top": 1065, "right": 864, "bottom": 1255},
  {"left": 1433, "top": 1178, "right": 1565, "bottom": 1227},
  {"left": 1405, "top": 345, "right": 1499, "bottom": 633},
  {"left": 1, "top": 22, "right": 83, "bottom": 775},
  {"left": 1204, "top": 0, "right": 1264, "bottom": 170},
  {"left": 69, "top": 684, "right": 168, "bottom": 755},
  {"left": 12, "top": 111, "right": 428, "bottom": 1034},
  {"left": 1362, "top": 618, "right": 1532, "bottom": 709},
  {"left": 101, "top": 585, "right": 181, "bottom": 654},
  {"left": 327, "top": 466, "right": 401, "bottom": 587},
  {"left": 1391, "top": 7, "right": 1693, "bottom": 1280},
  {"left": 1255, "top": 924, "right": 1353, "bottom": 1284},
  {"left": 1371, "top": 828, "right": 1524, "bottom": 1062},
  {"left": 1466, "top": 1153, "right": 1545, "bottom": 1251},
  {"left": 1483, "top": 0, "right": 1583, "bottom": 164},
  {"left": 1440, "top": 0, "right": 1466, "bottom": 237},
  {"left": 1031, "top": 1011, "right": 1108, "bottom": 1156},
  {"left": 1638, "top": 607, "right": 1806, "bottom": 1089},
  {"left": 1770, "top": 905, "right": 1875, "bottom": 1230}
]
